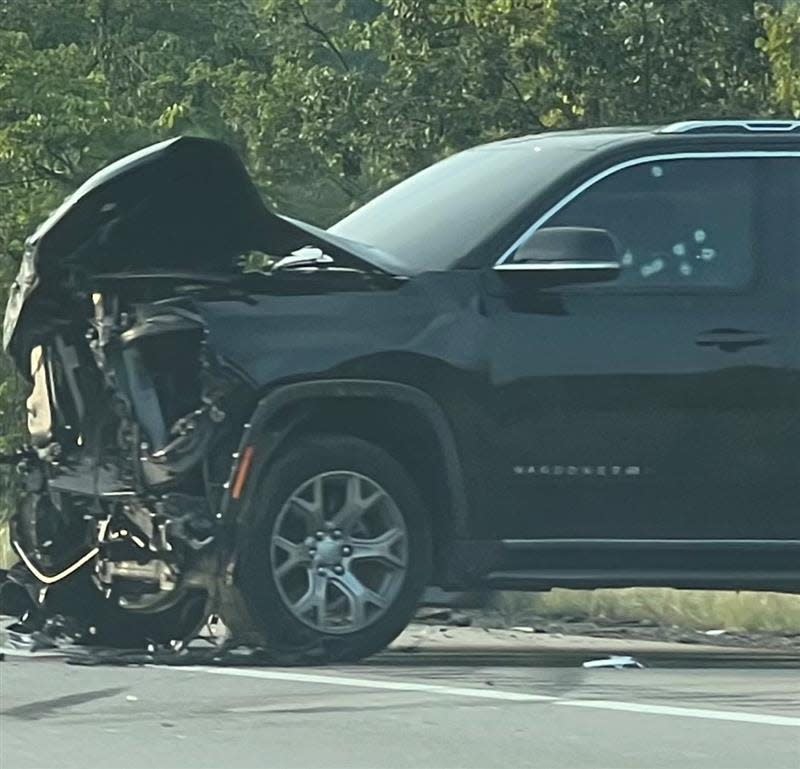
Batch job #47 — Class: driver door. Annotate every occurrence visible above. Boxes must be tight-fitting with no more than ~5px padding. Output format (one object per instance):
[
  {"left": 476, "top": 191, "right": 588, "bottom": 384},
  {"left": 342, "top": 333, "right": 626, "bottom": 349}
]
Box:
[{"left": 488, "top": 153, "right": 798, "bottom": 542}]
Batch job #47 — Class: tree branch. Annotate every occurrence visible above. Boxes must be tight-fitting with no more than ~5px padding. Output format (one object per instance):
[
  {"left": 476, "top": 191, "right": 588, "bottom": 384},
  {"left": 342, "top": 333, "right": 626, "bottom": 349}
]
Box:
[
  {"left": 295, "top": 1, "right": 350, "bottom": 72},
  {"left": 499, "top": 69, "right": 544, "bottom": 129},
  {"left": 0, "top": 176, "right": 50, "bottom": 189},
  {"left": 639, "top": 0, "right": 652, "bottom": 117},
  {"left": 31, "top": 162, "right": 75, "bottom": 188},
  {"left": 43, "top": 142, "right": 79, "bottom": 178},
  {"left": 464, "top": 9, "right": 544, "bottom": 129}
]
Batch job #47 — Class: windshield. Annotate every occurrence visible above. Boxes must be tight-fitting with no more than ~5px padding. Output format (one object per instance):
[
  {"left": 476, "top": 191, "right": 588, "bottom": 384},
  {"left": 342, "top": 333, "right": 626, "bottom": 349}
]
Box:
[{"left": 328, "top": 142, "right": 578, "bottom": 272}]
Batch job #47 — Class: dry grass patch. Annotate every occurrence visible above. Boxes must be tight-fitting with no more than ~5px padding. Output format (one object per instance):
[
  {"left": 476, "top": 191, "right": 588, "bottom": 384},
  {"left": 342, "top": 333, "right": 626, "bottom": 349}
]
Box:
[{"left": 494, "top": 588, "right": 800, "bottom": 633}]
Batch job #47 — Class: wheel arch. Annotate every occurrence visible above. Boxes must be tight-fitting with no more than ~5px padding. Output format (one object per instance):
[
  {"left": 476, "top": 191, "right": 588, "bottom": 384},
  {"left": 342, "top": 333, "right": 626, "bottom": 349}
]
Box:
[{"left": 221, "top": 379, "right": 471, "bottom": 559}]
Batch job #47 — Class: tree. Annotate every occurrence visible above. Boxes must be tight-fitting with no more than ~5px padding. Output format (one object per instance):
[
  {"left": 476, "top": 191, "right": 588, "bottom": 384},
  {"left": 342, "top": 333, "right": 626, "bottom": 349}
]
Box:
[{"left": 758, "top": 0, "right": 800, "bottom": 116}]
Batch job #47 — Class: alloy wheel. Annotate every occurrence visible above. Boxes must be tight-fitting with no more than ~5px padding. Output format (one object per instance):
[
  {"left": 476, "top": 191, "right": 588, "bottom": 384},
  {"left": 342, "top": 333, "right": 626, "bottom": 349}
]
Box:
[{"left": 270, "top": 471, "right": 409, "bottom": 634}]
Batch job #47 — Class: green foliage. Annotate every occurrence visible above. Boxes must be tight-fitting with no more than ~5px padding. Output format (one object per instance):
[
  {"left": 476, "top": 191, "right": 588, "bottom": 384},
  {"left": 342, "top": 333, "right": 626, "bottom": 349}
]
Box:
[
  {"left": 758, "top": 1, "right": 800, "bottom": 116},
  {"left": 0, "top": 0, "right": 797, "bottom": 523}
]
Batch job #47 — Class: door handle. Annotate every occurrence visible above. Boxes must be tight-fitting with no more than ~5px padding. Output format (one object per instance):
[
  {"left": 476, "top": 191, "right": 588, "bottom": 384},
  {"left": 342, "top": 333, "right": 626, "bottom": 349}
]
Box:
[{"left": 694, "top": 328, "right": 769, "bottom": 352}]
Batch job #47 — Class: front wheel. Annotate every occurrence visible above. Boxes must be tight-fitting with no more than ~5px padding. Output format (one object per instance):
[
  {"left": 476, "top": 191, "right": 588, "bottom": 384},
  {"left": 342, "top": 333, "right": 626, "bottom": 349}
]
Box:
[{"left": 228, "top": 434, "right": 432, "bottom": 662}]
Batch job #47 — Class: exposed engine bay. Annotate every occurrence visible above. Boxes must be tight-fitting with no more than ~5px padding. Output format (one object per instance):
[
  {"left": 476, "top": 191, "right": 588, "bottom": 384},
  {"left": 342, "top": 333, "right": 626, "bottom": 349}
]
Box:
[
  {"left": 10, "top": 281, "right": 243, "bottom": 640},
  {"left": 1, "top": 136, "right": 397, "bottom": 645}
]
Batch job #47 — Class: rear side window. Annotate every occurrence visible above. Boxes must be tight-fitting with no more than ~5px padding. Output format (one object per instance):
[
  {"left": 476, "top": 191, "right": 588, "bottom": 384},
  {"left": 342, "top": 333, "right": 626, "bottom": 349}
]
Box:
[
  {"left": 546, "top": 157, "right": 760, "bottom": 289},
  {"left": 771, "top": 158, "right": 800, "bottom": 278}
]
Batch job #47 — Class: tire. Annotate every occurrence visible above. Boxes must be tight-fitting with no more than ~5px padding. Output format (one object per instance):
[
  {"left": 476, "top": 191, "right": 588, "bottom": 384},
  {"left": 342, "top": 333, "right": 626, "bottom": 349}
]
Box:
[
  {"left": 45, "top": 573, "right": 207, "bottom": 647},
  {"left": 229, "top": 434, "right": 432, "bottom": 662},
  {"left": 80, "top": 590, "right": 208, "bottom": 648},
  {"left": 8, "top": 498, "right": 209, "bottom": 648}
]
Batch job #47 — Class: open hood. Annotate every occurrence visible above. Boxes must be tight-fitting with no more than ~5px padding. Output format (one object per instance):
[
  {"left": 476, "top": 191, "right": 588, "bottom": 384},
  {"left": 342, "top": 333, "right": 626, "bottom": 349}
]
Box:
[{"left": 4, "top": 136, "right": 400, "bottom": 364}]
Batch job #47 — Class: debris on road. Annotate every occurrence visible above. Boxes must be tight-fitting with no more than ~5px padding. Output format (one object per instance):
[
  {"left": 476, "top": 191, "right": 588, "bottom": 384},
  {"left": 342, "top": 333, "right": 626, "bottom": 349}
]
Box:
[
  {"left": 4, "top": 611, "right": 797, "bottom": 670},
  {"left": 470, "top": 607, "right": 800, "bottom": 652},
  {"left": 415, "top": 607, "right": 473, "bottom": 627},
  {"left": 582, "top": 655, "right": 646, "bottom": 669},
  {"left": 4, "top": 613, "right": 88, "bottom": 652},
  {"left": 0, "top": 611, "right": 328, "bottom": 667}
]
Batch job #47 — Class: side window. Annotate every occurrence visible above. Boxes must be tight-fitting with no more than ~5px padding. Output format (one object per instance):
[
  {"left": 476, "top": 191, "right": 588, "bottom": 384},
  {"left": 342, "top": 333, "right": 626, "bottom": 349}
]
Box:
[
  {"left": 766, "top": 157, "right": 799, "bottom": 263},
  {"left": 546, "top": 157, "right": 760, "bottom": 289}
]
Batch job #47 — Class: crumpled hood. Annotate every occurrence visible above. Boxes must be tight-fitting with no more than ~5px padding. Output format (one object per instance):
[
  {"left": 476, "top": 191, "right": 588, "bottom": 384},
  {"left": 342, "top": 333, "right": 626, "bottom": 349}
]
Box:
[{"left": 3, "top": 136, "right": 401, "bottom": 365}]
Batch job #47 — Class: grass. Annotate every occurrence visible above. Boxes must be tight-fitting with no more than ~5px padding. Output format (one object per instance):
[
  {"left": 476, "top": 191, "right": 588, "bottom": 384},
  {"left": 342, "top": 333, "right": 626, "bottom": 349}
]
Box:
[{"left": 494, "top": 588, "right": 800, "bottom": 633}]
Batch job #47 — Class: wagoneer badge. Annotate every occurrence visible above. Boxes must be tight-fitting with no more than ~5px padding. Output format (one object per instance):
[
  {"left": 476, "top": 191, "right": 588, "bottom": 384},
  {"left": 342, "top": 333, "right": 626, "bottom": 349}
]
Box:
[{"left": 513, "top": 465, "right": 643, "bottom": 477}]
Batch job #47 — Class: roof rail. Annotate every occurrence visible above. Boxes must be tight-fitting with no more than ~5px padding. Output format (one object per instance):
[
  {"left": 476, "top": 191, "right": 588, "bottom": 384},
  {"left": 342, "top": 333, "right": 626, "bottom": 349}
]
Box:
[{"left": 660, "top": 120, "right": 800, "bottom": 134}]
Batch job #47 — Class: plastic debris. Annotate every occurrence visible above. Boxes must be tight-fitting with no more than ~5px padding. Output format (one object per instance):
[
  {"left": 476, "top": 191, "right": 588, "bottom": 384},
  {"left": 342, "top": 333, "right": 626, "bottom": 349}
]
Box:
[
  {"left": 582, "top": 655, "right": 645, "bottom": 669},
  {"left": 1, "top": 611, "right": 329, "bottom": 667},
  {"left": 703, "top": 629, "right": 727, "bottom": 636},
  {"left": 415, "top": 607, "right": 472, "bottom": 627},
  {"left": 510, "top": 626, "right": 535, "bottom": 633}
]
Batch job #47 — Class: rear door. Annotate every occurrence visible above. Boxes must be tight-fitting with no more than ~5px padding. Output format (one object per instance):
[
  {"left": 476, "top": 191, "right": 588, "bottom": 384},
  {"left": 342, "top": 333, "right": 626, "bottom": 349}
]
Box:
[
  {"left": 775, "top": 156, "right": 800, "bottom": 534},
  {"left": 487, "top": 151, "right": 799, "bottom": 542}
]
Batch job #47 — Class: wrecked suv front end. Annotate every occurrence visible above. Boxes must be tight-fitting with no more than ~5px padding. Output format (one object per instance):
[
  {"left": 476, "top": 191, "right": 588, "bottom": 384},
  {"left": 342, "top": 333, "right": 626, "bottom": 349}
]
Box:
[{"left": 2, "top": 137, "right": 408, "bottom": 649}]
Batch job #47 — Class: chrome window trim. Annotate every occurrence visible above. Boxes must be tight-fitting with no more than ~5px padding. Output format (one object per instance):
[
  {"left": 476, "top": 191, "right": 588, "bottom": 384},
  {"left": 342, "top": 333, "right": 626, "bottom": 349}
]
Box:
[
  {"left": 494, "top": 150, "right": 800, "bottom": 268},
  {"left": 495, "top": 261, "right": 619, "bottom": 272}
]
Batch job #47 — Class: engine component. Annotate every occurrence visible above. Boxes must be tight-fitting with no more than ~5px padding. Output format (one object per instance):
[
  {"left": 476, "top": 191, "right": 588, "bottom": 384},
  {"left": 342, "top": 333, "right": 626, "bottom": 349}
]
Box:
[{"left": 95, "top": 557, "right": 178, "bottom": 606}]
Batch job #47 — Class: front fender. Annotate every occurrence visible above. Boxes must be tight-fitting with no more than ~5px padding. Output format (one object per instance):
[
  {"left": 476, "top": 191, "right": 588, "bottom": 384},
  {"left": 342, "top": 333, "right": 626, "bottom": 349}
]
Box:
[{"left": 219, "top": 379, "right": 470, "bottom": 539}]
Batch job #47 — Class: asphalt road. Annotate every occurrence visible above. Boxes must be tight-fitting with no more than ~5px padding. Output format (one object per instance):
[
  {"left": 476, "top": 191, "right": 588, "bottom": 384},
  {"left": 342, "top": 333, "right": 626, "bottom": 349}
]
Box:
[{"left": 2, "top": 651, "right": 798, "bottom": 769}]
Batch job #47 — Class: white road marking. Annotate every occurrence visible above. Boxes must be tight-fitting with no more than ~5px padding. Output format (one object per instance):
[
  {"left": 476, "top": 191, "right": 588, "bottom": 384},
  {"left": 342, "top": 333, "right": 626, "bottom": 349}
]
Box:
[
  {"left": 162, "top": 665, "right": 800, "bottom": 728},
  {"left": 557, "top": 699, "right": 800, "bottom": 727},
  {"left": 166, "top": 666, "right": 555, "bottom": 702}
]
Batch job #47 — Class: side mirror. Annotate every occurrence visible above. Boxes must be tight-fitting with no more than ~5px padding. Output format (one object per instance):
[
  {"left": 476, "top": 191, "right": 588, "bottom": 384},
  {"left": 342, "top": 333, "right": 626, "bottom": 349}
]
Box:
[{"left": 495, "top": 227, "right": 621, "bottom": 286}]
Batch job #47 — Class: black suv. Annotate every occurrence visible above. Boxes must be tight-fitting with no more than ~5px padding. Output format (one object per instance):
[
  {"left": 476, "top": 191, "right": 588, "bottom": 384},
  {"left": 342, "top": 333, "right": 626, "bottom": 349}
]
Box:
[{"left": 3, "top": 120, "right": 799, "bottom": 661}]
